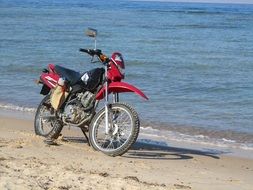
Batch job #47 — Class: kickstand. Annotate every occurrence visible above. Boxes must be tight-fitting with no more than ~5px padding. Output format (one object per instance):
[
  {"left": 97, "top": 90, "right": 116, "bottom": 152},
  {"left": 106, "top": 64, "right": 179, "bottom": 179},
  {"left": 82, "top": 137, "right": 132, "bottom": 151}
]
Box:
[{"left": 81, "top": 128, "right": 90, "bottom": 146}]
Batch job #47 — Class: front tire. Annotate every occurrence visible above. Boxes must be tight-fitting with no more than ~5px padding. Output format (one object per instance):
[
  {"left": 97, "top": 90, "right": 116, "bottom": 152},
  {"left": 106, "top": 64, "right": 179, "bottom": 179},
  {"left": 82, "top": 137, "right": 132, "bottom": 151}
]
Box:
[
  {"left": 34, "top": 95, "right": 63, "bottom": 139},
  {"left": 89, "top": 103, "right": 140, "bottom": 157}
]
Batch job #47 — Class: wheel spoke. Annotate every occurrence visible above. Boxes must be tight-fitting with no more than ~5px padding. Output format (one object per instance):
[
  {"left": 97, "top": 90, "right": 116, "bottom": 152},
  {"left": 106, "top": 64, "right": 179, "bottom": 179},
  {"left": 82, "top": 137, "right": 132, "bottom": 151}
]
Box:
[
  {"left": 38, "top": 100, "right": 56, "bottom": 135},
  {"left": 116, "top": 137, "right": 125, "bottom": 147},
  {"left": 92, "top": 104, "right": 135, "bottom": 153},
  {"left": 105, "top": 140, "right": 114, "bottom": 149}
]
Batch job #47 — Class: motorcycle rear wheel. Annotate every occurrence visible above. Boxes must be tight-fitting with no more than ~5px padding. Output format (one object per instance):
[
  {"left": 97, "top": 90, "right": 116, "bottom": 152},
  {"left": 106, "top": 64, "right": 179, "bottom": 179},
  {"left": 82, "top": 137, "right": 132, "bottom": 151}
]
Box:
[
  {"left": 34, "top": 95, "right": 63, "bottom": 139},
  {"left": 89, "top": 102, "right": 140, "bottom": 157}
]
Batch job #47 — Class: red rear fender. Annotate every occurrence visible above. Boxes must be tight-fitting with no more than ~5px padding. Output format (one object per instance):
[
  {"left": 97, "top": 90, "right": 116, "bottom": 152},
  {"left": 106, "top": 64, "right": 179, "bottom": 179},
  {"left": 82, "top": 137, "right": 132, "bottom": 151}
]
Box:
[
  {"left": 39, "top": 64, "right": 59, "bottom": 88},
  {"left": 40, "top": 72, "right": 59, "bottom": 89},
  {"left": 96, "top": 82, "right": 148, "bottom": 100}
]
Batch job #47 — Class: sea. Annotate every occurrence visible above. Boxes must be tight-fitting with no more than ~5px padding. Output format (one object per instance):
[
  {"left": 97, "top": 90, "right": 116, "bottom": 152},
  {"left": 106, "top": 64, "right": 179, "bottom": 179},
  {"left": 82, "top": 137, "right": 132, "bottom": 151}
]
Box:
[{"left": 0, "top": 0, "right": 253, "bottom": 156}]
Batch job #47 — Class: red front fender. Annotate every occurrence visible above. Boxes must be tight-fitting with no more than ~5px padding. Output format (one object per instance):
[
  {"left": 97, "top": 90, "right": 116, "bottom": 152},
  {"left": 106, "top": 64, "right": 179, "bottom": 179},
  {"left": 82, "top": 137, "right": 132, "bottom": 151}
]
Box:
[{"left": 96, "top": 82, "right": 148, "bottom": 100}]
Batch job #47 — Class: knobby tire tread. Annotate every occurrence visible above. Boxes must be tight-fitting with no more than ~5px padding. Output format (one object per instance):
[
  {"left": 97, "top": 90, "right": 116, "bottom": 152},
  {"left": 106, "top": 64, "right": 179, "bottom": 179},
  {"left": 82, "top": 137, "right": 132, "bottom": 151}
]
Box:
[
  {"left": 89, "top": 102, "right": 140, "bottom": 157},
  {"left": 34, "top": 95, "right": 63, "bottom": 139}
]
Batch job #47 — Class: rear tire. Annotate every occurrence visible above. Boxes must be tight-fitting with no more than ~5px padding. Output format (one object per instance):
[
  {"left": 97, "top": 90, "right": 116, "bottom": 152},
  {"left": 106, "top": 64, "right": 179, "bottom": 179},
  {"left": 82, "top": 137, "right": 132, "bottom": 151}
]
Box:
[
  {"left": 34, "top": 95, "right": 63, "bottom": 139},
  {"left": 89, "top": 103, "right": 140, "bottom": 157}
]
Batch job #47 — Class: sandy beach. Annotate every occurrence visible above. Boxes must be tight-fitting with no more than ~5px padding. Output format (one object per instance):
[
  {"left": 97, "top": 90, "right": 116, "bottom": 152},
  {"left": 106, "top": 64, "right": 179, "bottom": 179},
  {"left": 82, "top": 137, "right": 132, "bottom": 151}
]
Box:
[{"left": 0, "top": 114, "right": 252, "bottom": 190}]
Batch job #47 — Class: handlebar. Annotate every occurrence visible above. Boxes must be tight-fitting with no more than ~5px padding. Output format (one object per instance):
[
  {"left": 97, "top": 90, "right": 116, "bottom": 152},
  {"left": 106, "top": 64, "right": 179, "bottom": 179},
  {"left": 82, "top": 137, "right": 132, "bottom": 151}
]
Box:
[
  {"left": 79, "top": 48, "right": 110, "bottom": 64},
  {"left": 79, "top": 48, "right": 89, "bottom": 54},
  {"left": 79, "top": 48, "right": 101, "bottom": 56}
]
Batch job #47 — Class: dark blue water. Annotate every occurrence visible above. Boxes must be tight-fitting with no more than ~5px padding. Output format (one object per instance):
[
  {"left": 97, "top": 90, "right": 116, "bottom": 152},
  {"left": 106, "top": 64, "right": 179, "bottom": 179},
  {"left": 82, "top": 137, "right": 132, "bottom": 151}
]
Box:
[{"left": 0, "top": 0, "right": 253, "bottom": 150}]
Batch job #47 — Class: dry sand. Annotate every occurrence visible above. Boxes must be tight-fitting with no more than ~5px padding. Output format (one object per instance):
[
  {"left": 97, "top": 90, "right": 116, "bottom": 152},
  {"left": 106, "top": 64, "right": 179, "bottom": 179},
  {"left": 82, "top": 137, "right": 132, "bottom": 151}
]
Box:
[{"left": 0, "top": 115, "right": 253, "bottom": 190}]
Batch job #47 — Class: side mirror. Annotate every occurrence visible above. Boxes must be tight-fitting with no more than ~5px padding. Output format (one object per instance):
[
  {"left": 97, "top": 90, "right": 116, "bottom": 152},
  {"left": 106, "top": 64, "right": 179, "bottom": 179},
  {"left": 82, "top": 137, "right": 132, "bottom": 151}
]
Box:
[
  {"left": 86, "top": 28, "right": 97, "bottom": 38},
  {"left": 85, "top": 28, "right": 97, "bottom": 49}
]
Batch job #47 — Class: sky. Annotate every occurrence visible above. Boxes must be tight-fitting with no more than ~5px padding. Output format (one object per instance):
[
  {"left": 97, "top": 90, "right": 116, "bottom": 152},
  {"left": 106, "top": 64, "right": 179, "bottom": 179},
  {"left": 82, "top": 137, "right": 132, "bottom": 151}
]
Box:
[{"left": 138, "top": 0, "right": 253, "bottom": 4}]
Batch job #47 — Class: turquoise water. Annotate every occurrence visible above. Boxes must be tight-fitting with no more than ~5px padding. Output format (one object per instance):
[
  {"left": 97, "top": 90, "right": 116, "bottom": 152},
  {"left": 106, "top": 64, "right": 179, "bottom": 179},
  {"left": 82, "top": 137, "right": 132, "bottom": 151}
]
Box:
[{"left": 0, "top": 0, "right": 253, "bottom": 149}]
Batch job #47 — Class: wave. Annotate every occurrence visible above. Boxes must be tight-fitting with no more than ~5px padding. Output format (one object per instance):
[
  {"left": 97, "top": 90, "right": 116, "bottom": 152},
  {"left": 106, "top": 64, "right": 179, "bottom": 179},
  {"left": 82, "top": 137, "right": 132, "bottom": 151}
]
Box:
[
  {"left": 133, "top": 8, "right": 228, "bottom": 16},
  {"left": 1, "top": 102, "right": 253, "bottom": 152},
  {"left": 0, "top": 103, "right": 36, "bottom": 112},
  {"left": 170, "top": 10, "right": 225, "bottom": 15},
  {"left": 139, "top": 124, "right": 253, "bottom": 151},
  {"left": 171, "top": 23, "right": 239, "bottom": 30}
]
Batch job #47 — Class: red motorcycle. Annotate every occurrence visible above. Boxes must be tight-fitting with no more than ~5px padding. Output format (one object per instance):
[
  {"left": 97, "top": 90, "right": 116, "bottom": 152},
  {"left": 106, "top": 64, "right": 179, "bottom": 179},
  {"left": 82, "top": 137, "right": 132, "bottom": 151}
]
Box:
[{"left": 34, "top": 28, "right": 148, "bottom": 156}]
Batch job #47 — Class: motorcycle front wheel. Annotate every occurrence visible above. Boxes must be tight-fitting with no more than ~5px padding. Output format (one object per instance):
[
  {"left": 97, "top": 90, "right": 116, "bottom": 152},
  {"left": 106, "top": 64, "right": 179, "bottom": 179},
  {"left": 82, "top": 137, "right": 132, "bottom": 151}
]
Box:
[
  {"left": 89, "top": 102, "right": 140, "bottom": 157},
  {"left": 34, "top": 95, "right": 63, "bottom": 139}
]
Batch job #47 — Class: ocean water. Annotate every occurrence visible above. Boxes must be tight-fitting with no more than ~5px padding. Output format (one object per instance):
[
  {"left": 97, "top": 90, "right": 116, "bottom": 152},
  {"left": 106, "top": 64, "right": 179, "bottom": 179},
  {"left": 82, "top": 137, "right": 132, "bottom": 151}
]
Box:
[{"left": 0, "top": 0, "right": 253, "bottom": 151}]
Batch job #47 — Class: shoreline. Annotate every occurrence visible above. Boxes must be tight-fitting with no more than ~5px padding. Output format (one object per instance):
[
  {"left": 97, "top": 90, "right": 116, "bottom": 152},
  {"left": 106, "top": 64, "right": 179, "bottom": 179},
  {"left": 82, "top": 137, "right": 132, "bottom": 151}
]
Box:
[
  {"left": 0, "top": 107, "right": 253, "bottom": 160},
  {"left": 0, "top": 111, "right": 253, "bottom": 189}
]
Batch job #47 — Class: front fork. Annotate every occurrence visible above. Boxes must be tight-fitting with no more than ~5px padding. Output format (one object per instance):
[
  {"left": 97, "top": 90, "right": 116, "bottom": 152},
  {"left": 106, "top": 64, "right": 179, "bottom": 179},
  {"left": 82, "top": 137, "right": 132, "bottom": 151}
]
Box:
[
  {"left": 104, "top": 64, "right": 120, "bottom": 134},
  {"left": 105, "top": 92, "right": 119, "bottom": 134},
  {"left": 104, "top": 65, "right": 109, "bottom": 134},
  {"left": 105, "top": 81, "right": 109, "bottom": 134}
]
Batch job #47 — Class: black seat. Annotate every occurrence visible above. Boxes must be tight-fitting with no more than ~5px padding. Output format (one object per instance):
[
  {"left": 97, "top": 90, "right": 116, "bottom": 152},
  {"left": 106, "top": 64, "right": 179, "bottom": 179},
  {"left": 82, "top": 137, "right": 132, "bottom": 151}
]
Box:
[{"left": 54, "top": 65, "right": 81, "bottom": 85}]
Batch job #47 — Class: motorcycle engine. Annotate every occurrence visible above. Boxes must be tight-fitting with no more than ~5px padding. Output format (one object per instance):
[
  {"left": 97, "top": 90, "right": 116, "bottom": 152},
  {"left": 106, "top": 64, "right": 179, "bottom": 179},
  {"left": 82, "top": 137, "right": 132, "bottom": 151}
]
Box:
[{"left": 63, "top": 91, "right": 95, "bottom": 125}]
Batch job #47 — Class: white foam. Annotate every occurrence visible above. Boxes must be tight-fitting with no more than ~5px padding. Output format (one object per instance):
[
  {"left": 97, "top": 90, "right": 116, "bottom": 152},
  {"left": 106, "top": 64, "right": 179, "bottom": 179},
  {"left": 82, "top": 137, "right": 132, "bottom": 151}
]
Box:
[
  {"left": 0, "top": 103, "right": 36, "bottom": 113},
  {"left": 222, "top": 138, "right": 236, "bottom": 143},
  {"left": 140, "top": 125, "right": 253, "bottom": 152}
]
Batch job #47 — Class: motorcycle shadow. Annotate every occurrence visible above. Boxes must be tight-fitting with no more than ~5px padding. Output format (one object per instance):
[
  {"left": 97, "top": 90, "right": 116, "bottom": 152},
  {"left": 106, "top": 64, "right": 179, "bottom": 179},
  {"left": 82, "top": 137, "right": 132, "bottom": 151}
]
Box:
[
  {"left": 124, "top": 141, "right": 226, "bottom": 160},
  {"left": 60, "top": 136, "right": 225, "bottom": 160},
  {"left": 60, "top": 136, "right": 88, "bottom": 144}
]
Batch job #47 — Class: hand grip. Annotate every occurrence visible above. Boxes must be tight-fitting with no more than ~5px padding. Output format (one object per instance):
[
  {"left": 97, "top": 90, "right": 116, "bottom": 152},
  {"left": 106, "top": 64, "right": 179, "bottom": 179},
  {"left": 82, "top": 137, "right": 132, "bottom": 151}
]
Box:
[{"left": 79, "top": 48, "right": 89, "bottom": 54}]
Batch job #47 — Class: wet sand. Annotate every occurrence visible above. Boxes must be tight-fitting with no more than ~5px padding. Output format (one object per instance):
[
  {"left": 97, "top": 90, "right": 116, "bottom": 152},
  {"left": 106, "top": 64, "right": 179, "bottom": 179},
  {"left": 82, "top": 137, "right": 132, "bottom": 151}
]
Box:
[{"left": 0, "top": 115, "right": 253, "bottom": 190}]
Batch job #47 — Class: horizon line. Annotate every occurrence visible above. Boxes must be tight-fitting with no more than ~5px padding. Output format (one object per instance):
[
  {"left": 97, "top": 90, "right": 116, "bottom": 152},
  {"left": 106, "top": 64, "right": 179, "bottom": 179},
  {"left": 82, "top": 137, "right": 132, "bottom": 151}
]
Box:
[{"left": 131, "top": 0, "right": 253, "bottom": 5}]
